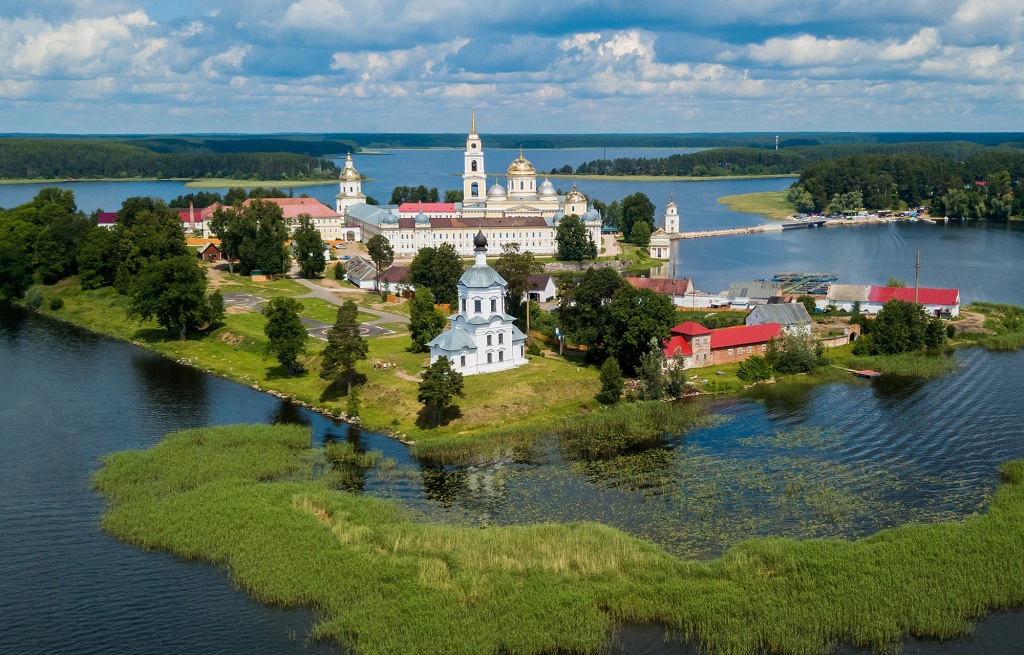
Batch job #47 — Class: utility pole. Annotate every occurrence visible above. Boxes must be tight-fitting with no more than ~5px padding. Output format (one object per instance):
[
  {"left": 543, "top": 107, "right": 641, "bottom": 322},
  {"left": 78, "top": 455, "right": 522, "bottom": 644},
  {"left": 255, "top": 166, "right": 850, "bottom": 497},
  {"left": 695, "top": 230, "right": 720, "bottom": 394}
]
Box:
[{"left": 915, "top": 251, "right": 920, "bottom": 304}]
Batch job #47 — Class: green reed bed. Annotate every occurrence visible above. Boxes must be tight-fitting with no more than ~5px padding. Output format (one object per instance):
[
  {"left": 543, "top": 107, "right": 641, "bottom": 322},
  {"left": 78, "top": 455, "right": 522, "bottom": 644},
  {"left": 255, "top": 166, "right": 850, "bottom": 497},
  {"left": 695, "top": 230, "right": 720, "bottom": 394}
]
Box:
[
  {"left": 841, "top": 351, "right": 959, "bottom": 378},
  {"left": 978, "top": 331, "right": 1024, "bottom": 351},
  {"left": 412, "top": 400, "right": 710, "bottom": 464},
  {"left": 557, "top": 401, "right": 711, "bottom": 460},
  {"left": 95, "top": 424, "right": 1024, "bottom": 655}
]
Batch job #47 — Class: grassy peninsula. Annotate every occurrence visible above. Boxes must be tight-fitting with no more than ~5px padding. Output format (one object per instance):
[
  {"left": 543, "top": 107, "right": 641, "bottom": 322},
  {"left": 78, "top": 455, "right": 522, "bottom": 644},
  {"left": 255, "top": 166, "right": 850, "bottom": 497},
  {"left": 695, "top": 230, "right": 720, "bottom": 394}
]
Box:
[
  {"left": 718, "top": 190, "right": 796, "bottom": 220},
  {"left": 95, "top": 423, "right": 1024, "bottom": 655}
]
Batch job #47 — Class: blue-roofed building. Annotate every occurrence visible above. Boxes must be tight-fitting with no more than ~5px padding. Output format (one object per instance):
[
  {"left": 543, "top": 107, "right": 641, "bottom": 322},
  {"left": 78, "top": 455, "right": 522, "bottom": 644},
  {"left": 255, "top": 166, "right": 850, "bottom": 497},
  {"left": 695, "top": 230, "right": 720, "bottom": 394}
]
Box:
[{"left": 427, "top": 231, "right": 527, "bottom": 376}]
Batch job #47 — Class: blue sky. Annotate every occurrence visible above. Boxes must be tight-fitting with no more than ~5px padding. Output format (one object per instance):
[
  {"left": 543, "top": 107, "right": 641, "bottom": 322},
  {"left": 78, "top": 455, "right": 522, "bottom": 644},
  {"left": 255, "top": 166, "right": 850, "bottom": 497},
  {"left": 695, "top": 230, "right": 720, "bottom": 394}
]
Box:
[{"left": 2, "top": 0, "right": 1022, "bottom": 134}]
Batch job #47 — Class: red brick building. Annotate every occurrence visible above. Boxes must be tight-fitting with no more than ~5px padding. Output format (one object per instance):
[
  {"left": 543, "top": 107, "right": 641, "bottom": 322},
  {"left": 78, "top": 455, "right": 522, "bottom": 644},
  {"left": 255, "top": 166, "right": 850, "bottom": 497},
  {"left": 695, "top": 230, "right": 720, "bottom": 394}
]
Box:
[{"left": 662, "top": 321, "right": 781, "bottom": 369}]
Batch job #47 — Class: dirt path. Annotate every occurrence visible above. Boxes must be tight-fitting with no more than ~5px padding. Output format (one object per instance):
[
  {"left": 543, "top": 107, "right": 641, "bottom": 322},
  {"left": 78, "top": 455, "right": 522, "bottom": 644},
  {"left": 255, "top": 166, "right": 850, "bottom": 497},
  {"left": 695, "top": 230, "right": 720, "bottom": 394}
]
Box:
[{"left": 953, "top": 311, "right": 992, "bottom": 334}]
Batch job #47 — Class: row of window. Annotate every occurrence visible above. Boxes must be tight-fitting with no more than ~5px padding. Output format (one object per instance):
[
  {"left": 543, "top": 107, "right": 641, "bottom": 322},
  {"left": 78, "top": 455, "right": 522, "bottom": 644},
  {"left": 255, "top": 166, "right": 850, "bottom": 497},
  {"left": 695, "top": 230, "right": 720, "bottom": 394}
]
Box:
[
  {"left": 464, "top": 298, "right": 500, "bottom": 315},
  {"left": 726, "top": 344, "right": 767, "bottom": 356},
  {"left": 452, "top": 345, "right": 524, "bottom": 368}
]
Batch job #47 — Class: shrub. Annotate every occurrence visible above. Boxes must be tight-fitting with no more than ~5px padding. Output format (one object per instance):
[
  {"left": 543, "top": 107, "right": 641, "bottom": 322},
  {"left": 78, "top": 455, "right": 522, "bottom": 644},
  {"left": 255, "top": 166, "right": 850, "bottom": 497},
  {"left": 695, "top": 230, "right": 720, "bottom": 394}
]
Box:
[
  {"left": 48, "top": 297, "right": 64, "bottom": 311},
  {"left": 527, "top": 340, "right": 542, "bottom": 356},
  {"left": 596, "top": 357, "right": 624, "bottom": 405},
  {"left": 737, "top": 355, "right": 773, "bottom": 383},
  {"left": 24, "top": 286, "right": 44, "bottom": 311}
]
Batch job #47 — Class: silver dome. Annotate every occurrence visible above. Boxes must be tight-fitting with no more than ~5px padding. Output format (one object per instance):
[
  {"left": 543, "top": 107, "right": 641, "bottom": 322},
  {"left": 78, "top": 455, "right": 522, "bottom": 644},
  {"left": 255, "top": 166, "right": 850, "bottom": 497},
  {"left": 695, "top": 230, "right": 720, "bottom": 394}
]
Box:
[
  {"left": 487, "top": 183, "right": 507, "bottom": 197},
  {"left": 538, "top": 179, "right": 556, "bottom": 197},
  {"left": 382, "top": 212, "right": 399, "bottom": 224},
  {"left": 414, "top": 211, "right": 431, "bottom": 225}
]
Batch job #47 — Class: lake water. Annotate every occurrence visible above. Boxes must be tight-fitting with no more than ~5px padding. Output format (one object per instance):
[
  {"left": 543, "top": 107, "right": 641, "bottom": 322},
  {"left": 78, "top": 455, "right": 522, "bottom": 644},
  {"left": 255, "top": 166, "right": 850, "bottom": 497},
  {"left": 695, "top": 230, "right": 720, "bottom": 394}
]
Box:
[{"left": 2, "top": 148, "right": 1024, "bottom": 654}]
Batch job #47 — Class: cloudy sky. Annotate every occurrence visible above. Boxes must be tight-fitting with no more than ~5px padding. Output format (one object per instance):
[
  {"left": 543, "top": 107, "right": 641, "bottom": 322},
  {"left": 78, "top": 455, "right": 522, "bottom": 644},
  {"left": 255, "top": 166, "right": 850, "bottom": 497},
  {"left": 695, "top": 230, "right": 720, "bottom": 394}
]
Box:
[{"left": 2, "top": 0, "right": 1022, "bottom": 134}]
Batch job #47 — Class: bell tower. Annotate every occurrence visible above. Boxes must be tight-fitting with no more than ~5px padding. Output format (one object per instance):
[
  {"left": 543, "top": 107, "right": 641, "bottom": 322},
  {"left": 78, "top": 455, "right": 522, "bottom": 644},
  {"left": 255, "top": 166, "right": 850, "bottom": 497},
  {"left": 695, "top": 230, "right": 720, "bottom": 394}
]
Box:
[
  {"left": 665, "top": 193, "right": 679, "bottom": 234},
  {"left": 463, "top": 109, "right": 486, "bottom": 205}
]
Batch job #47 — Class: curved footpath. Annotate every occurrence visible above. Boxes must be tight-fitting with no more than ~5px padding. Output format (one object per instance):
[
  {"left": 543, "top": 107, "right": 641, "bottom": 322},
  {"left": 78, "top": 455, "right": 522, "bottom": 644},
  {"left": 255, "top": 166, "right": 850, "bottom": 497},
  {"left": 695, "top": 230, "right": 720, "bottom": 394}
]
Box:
[{"left": 288, "top": 275, "right": 410, "bottom": 326}]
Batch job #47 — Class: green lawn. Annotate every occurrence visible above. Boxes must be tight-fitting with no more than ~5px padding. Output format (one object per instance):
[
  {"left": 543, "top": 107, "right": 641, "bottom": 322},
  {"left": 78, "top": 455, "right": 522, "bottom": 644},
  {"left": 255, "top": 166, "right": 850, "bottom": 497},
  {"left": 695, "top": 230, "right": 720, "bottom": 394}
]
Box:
[
  {"left": 41, "top": 279, "right": 601, "bottom": 452},
  {"left": 718, "top": 190, "right": 796, "bottom": 220}
]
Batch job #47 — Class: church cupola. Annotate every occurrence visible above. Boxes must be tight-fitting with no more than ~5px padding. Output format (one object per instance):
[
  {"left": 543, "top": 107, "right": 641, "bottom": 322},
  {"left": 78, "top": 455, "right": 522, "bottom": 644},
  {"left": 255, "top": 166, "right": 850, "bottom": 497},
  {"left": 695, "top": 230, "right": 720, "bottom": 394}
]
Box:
[
  {"left": 665, "top": 192, "right": 679, "bottom": 233},
  {"left": 335, "top": 152, "right": 366, "bottom": 214},
  {"left": 564, "top": 183, "right": 587, "bottom": 216}
]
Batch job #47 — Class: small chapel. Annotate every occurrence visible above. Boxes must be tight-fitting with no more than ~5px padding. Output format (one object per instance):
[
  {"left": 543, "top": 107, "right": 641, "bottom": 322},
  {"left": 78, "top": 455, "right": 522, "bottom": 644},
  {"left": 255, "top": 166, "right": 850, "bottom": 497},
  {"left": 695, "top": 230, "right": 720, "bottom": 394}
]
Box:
[{"left": 426, "top": 231, "right": 528, "bottom": 375}]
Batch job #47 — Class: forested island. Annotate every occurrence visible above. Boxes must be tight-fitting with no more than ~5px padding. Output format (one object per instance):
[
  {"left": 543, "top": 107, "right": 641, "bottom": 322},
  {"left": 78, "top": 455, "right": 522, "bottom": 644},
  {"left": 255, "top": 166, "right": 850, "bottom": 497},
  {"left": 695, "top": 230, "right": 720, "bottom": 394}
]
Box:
[
  {"left": 0, "top": 138, "right": 341, "bottom": 182},
  {"left": 556, "top": 142, "right": 1007, "bottom": 178}
]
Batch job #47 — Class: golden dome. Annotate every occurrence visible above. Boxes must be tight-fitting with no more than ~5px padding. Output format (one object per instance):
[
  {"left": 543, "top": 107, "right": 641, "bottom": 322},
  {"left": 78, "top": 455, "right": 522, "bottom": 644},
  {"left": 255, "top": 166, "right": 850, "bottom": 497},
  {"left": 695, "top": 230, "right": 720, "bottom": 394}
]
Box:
[
  {"left": 565, "top": 183, "right": 586, "bottom": 203},
  {"left": 507, "top": 148, "right": 535, "bottom": 175},
  {"left": 339, "top": 153, "right": 361, "bottom": 182}
]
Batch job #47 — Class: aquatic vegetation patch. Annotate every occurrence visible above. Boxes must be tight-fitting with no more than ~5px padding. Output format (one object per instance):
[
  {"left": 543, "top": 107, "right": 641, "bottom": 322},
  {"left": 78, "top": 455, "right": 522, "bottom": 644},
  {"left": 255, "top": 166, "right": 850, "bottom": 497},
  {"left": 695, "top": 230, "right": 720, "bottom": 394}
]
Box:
[
  {"left": 96, "top": 424, "right": 1024, "bottom": 655},
  {"left": 842, "top": 351, "right": 959, "bottom": 378}
]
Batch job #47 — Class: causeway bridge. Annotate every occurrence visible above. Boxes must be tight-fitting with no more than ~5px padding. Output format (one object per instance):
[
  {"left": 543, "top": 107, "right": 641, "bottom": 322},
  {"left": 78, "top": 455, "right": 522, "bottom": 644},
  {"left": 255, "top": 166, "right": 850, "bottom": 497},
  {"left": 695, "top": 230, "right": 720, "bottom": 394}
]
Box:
[{"left": 670, "top": 223, "right": 786, "bottom": 240}]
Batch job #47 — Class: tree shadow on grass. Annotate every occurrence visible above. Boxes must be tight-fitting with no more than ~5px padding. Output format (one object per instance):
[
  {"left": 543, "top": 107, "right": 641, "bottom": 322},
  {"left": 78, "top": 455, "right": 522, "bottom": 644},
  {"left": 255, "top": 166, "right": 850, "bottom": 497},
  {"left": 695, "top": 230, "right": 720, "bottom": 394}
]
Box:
[
  {"left": 132, "top": 327, "right": 175, "bottom": 344},
  {"left": 415, "top": 404, "right": 463, "bottom": 430},
  {"left": 319, "top": 373, "right": 367, "bottom": 403},
  {"left": 265, "top": 363, "right": 307, "bottom": 380}
]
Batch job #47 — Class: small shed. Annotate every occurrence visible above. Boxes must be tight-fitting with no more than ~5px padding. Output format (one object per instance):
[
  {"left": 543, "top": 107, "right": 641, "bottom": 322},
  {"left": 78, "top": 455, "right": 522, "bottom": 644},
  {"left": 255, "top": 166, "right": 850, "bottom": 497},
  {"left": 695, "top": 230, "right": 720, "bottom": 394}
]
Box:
[
  {"left": 345, "top": 256, "right": 379, "bottom": 290},
  {"left": 526, "top": 274, "right": 557, "bottom": 302}
]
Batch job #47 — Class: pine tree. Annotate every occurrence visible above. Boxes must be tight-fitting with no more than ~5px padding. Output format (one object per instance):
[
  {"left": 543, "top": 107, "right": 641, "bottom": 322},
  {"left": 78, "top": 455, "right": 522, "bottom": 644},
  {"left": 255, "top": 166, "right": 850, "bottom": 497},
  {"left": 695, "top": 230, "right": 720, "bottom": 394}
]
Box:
[
  {"left": 418, "top": 356, "right": 465, "bottom": 427},
  {"left": 320, "top": 300, "right": 369, "bottom": 394},
  {"left": 263, "top": 297, "right": 307, "bottom": 374}
]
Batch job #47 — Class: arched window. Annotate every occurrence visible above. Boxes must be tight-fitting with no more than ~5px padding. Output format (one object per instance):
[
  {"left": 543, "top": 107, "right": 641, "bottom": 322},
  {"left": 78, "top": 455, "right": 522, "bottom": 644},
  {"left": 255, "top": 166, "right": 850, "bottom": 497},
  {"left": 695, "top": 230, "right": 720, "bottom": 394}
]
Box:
[
  {"left": 471, "top": 160, "right": 478, "bottom": 172},
  {"left": 486, "top": 334, "right": 492, "bottom": 346},
  {"left": 474, "top": 299, "right": 481, "bottom": 313},
  {"left": 487, "top": 352, "right": 492, "bottom": 364},
  {"left": 461, "top": 298, "right": 466, "bottom": 312},
  {"left": 498, "top": 351, "right": 504, "bottom": 362},
  {"left": 471, "top": 182, "right": 479, "bottom": 197},
  {"left": 520, "top": 181, "right": 524, "bottom": 190},
  {"left": 498, "top": 332, "right": 503, "bottom": 345}
]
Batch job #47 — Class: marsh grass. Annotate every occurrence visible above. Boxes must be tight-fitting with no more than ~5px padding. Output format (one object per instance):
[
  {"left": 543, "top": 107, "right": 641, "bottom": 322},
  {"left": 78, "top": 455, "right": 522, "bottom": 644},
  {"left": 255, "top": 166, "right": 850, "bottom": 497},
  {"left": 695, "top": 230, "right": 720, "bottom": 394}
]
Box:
[
  {"left": 718, "top": 190, "right": 796, "bottom": 220},
  {"left": 841, "top": 351, "right": 959, "bottom": 378},
  {"left": 557, "top": 401, "right": 710, "bottom": 461},
  {"left": 95, "top": 424, "right": 1024, "bottom": 655}
]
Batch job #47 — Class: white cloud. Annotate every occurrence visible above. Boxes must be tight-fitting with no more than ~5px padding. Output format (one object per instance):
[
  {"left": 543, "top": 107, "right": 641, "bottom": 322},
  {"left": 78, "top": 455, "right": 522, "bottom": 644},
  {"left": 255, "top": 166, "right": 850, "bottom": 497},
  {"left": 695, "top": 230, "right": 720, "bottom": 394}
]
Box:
[
  {"left": 748, "top": 35, "right": 869, "bottom": 67},
  {"left": 4, "top": 10, "right": 158, "bottom": 78}
]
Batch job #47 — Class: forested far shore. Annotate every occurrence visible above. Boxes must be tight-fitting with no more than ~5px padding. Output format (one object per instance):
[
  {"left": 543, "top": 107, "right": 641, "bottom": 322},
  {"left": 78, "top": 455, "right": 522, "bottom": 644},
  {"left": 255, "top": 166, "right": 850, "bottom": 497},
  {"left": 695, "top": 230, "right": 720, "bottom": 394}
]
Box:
[
  {"left": 557, "top": 142, "right": 1012, "bottom": 178},
  {"left": 789, "top": 150, "right": 1024, "bottom": 218},
  {"left": 0, "top": 139, "right": 342, "bottom": 182}
]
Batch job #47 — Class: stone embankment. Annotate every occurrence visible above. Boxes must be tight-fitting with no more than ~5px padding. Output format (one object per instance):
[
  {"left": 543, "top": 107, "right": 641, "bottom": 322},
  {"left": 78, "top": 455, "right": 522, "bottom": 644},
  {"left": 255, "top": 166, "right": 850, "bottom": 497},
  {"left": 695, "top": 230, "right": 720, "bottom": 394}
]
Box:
[{"left": 671, "top": 224, "right": 785, "bottom": 239}]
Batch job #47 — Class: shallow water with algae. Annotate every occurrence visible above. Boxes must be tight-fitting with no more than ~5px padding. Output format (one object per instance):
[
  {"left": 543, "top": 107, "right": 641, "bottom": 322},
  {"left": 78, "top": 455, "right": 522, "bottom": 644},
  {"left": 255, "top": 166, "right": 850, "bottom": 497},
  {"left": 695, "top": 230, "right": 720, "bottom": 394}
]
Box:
[{"left": 362, "top": 347, "right": 1022, "bottom": 559}]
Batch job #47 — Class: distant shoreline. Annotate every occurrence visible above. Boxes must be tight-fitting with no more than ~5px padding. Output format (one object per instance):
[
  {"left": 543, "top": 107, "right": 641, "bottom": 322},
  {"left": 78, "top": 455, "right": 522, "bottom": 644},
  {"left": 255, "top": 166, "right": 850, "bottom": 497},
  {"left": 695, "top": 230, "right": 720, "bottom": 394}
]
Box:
[
  {"left": 0, "top": 177, "right": 341, "bottom": 188},
  {"left": 545, "top": 173, "right": 798, "bottom": 182}
]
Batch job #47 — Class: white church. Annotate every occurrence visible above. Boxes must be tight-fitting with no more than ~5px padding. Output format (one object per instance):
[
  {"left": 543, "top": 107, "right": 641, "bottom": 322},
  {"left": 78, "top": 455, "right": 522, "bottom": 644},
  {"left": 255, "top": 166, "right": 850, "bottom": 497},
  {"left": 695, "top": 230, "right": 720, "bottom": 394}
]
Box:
[
  {"left": 426, "top": 231, "right": 528, "bottom": 375},
  {"left": 336, "top": 111, "right": 603, "bottom": 258}
]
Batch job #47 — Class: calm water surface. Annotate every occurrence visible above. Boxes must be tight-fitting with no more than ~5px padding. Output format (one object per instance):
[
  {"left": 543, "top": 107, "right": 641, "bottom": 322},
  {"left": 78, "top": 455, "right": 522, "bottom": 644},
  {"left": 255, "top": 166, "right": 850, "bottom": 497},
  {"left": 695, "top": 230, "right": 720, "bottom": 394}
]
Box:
[{"left": 3, "top": 147, "right": 1024, "bottom": 653}]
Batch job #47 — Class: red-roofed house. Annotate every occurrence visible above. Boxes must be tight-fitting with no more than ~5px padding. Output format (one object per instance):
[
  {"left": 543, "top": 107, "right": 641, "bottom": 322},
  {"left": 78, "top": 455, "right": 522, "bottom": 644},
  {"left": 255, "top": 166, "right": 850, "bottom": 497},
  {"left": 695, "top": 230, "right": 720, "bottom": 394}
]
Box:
[
  {"left": 96, "top": 212, "right": 118, "bottom": 229},
  {"left": 663, "top": 321, "right": 781, "bottom": 369},
  {"left": 624, "top": 277, "right": 695, "bottom": 306},
  {"left": 242, "top": 197, "right": 353, "bottom": 241},
  {"left": 865, "top": 286, "right": 960, "bottom": 317}
]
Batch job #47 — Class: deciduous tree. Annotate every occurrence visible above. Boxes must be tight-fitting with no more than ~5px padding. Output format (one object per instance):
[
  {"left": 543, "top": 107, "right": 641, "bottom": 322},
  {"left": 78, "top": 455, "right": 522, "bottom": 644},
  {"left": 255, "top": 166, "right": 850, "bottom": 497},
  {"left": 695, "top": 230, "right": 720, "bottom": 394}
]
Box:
[
  {"left": 596, "top": 357, "right": 623, "bottom": 405},
  {"left": 494, "top": 242, "right": 543, "bottom": 325},
  {"left": 366, "top": 234, "right": 394, "bottom": 298},
  {"left": 620, "top": 192, "right": 655, "bottom": 242},
  {"left": 409, "top": 287, "right": 448, "bottom": 353},
  {"left": 127, "top": 254, "right": 210, "bottom": 341},
  {"left": 555, "top": 214, "right": 597, "bottom": 261},
  {"left": 292, "top": 214, "right": 326, "bottom": 278},
  {"left": 408, "top": 243, "right": 462, "bottom": 307}
]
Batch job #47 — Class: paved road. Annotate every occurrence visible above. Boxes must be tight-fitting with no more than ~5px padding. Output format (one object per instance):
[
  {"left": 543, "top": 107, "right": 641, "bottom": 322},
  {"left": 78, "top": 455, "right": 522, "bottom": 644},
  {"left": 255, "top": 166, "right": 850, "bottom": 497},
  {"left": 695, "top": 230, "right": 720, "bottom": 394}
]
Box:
[
  {"left": 290, "top": 277, "right": 410, "bottom": 326},
  {"left": 221, "top": 291, "right": 393, "bottom": 340}
]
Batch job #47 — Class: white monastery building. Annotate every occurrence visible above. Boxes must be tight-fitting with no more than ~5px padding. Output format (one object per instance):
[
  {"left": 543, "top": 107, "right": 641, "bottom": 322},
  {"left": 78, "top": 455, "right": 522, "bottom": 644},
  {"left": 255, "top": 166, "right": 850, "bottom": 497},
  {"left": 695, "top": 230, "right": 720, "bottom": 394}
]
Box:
[
  {"left": 339, "top": 111, "right": 603, "bottom": 257},
  {"left": 648, "top": 194, "right": 680, "bottom": 260},
  {"left": 427, "top": 231, "right": 528, "bottom": 376}
]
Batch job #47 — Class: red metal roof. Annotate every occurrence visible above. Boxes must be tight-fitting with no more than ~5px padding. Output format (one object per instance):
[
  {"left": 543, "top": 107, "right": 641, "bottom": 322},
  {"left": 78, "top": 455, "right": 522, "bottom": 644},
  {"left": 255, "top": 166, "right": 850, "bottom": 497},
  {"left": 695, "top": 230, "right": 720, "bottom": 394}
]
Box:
[
  {"left": 868, "top": 286, "right": 960, "bottom": 306},
  {"left": 710, "top": 323, "right": 781, "bottom": 349},
  {"left": 670, "top": 321, "right": 711, "bottom": 336},
  {"left": 96, "top": 211, "right": 118, "bottom": 225},
  {"left": 177, "top": 209, "right": 203, "bottom": 223},
  {"left": 662, "top": 335, "right": 693, "bottom": 359},
  {"left": 399, "top": 202, "right": 457, "bottom": 214}
]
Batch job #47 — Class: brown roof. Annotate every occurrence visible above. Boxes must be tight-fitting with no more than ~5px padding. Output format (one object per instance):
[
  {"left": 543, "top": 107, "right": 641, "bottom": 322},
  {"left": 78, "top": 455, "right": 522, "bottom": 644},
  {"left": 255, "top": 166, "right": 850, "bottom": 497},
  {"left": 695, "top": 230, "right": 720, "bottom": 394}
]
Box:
[
  {"left": 380, "top": 265, "right": 410, "bottom": 284},
  {"left": 431, "top": 216, "right": 548, "bottom": 228},
  {"left": 624, "top": 277, "right": 692, "bottom": 296},
  {"left": 528, "top": 274, "right": 552, "bottom": 290}
]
